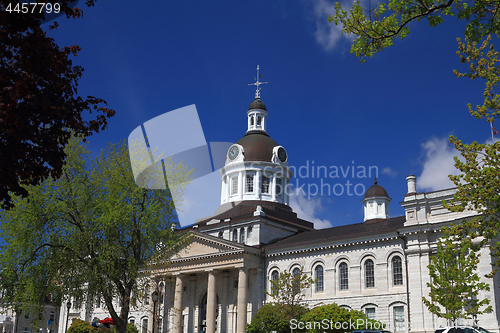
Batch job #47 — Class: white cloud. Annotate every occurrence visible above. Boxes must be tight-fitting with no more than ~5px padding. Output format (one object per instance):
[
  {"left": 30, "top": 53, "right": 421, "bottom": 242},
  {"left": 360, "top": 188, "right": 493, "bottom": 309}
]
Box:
[
  {"left": 289, "top": 188, "right": 332, "bottom": 229},
  {"left": 311, "top": 0, "right": 352, "bottom": 51},
  {"left": 417, "top": 137, "right": 461, "bottom": 192},
  {"left": 381, "top": 167, "right": 398, "bottom": 177}
]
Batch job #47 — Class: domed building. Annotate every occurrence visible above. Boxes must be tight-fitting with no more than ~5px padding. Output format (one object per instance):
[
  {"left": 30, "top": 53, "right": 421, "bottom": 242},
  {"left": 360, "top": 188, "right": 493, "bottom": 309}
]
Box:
[{"left": 67, "top": 79, "right": 500, "bottom": 333}]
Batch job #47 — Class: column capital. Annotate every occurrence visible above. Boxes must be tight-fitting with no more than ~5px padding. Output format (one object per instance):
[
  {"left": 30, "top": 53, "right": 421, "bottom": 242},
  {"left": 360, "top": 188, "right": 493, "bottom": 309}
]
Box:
[{"left": 235, "top": 264, "right": 248, "bottom": 271}]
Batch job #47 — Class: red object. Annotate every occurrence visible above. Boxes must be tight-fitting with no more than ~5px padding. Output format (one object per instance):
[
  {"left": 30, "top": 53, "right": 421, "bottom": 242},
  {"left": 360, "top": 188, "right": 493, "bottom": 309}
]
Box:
[
  {"left": 494, "top": 125, "right": 499, "bottom": 135},
  {"left": 99, "top": 318, "right": 115, "bottom": 325}
]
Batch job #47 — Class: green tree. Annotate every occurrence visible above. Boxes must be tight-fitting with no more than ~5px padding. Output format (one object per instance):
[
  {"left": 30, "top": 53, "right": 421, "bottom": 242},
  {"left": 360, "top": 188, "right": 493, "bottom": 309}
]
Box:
[
  {"left": 246, "top": 303, "right": 308, "bottom": 333},
  {"left": 266, "top": 267, "right": 315, "bottom": 318},
  {"left": 0, "top": 0, "right": 115, "bottom": 209},
  {"left": 300, "top": 303, "right": 384, "bottom": 333},
  {"left": 423, "top": 230, "right": 492, "bottom": 325},
  {"left": 0, "top": 137, "right": 191, "bottom": 333},
  {"left": 331, "top": 0, "right": 500, "bottom": 283}
]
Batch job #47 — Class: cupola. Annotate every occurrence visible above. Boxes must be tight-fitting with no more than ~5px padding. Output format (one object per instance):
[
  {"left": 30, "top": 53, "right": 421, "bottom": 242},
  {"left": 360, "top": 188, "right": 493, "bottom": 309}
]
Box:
[
  {"left": 362, "top": 177, "right": 391, "bottom": 221},
  {"left": 219, "top": 66, "right": 292, "bottom": 207}
]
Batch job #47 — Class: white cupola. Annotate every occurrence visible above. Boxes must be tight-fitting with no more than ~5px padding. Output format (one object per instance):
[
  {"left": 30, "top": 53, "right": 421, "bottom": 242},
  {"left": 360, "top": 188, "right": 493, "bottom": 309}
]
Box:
[
  {"left": 362, "top": 177, "right": 391, "bottom": 221},
  {"left": 218, "top": 66, "right": 292, "bottom": 207}
]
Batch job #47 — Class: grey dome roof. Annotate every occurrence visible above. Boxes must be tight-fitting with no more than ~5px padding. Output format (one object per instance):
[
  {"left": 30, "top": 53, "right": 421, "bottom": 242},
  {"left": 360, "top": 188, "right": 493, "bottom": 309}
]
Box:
[
  {"left": 248, "top": 98, "right": 266, "bottom": 111},
  {"left": 236, "top": 131, "right": 278, "bottom": 162},
  {"left": 364, "top": 178, "right": 389, "bottom": 199}
]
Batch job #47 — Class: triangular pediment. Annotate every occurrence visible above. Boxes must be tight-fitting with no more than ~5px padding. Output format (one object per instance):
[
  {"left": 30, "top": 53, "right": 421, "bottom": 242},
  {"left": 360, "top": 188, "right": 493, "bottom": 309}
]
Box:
[{"left": 171, "top": 233, "right": 244, "bottom": 261}]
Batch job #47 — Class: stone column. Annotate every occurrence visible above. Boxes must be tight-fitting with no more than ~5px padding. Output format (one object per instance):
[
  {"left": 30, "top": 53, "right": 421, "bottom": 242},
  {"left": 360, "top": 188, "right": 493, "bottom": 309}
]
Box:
[
  {"left": 221, "top": 271, "right": 229, "bottom": 333},
  {"left": 236, "top": 267, "right": 248, "bottom": 333},
  {"left": 206, "top": 270, "right": 217, "bottom": 333},
  {"left": 172, "top": 274, "right": 184, "bottom": 333},
  {"left": 188, "top": 274, "right": 196, "bottom": 333}
]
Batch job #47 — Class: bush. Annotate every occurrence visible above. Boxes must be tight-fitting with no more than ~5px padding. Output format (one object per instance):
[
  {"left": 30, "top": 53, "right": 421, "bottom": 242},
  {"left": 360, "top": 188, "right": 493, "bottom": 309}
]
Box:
[
  {"left": 246, "top": 303, "right": 309, "bottom": 333},
  {"left": 67, "top": 319, "right": 98, "bottom": 333}
]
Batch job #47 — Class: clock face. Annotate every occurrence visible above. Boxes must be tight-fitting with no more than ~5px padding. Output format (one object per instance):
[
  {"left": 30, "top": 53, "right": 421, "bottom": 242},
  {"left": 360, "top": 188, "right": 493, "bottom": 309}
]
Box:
[
  {"left": 277, "top": 147, "right": 287, "bottom": 162},
  {"left": 228, "top": 145, "right": 239, "bottom": 161}
]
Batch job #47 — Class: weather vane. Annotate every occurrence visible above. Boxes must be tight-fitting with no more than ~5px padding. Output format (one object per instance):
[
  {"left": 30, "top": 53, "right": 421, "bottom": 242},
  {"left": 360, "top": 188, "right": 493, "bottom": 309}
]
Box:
[{"left": 248, "top": 65, "right": 268, "bottom": 99}]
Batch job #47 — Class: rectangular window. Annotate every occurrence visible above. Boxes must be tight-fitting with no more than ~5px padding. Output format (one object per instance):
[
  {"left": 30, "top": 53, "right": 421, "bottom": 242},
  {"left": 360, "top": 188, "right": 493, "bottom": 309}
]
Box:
[
  {"left": 394, "top": 306, "right": 405, "bottom": 332},
  {"left": 392, "top": 256, "right": 403, "bottom": 286},
  {"left": 49, "top": 311, "right": 55, "bottom": 321},
  {"left": 365, "top": 308, "right": 375, "bottom": 320},
  {"left": 231, "top": 176, "right": 238, "bottom": 195},
  {"left": 142, "top": 319, "right": 148, "bottom": 333},
  {"left": 245, "top": 175, "right": 254, "bottom": 193},
  {"left": 365, "top": 260, "right": 375, "bottom": 288},
  {"left": 261, "top": 176, "right": 270, "bottom": 194},
  {"left": 276, "top": 178, "right": 283, "bottom": 197}
]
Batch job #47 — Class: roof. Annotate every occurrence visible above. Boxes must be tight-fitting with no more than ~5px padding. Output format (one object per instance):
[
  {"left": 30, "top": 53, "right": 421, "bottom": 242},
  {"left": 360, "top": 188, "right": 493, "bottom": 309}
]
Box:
[
  {"left": 263, "top": 216, "right": 406, "bottom": 251},
  {"left": 248, "top": 98, "right": 266, "bottom": 111},
  {"left": 236, "top": 131, "right": 279, "bottom": 162},
  {"left": 192, "top": 200, "right": 315, "bottom": 233},
  {"left": 363, "top": 178, "right": 390, "bottom": 199}
]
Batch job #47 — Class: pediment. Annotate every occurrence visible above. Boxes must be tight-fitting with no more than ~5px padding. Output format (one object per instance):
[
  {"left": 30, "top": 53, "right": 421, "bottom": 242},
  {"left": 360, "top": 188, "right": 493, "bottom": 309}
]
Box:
[{"left": 171, "top": 233, "right": 243, "bottom": 261}]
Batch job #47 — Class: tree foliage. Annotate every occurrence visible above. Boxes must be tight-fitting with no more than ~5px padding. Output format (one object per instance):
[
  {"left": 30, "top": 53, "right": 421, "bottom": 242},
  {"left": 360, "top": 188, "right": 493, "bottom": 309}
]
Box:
[
  {"left": 301, "top": 303, "right": 384, "bottom": 333},
  {"left": 246, "top": 303, "right": 308, "bottom": 333},
  {"left": 423, "top": 230, "right": 492, "bottom": 325},
  {"left": 330, "top": 0, "right": 500, "bottom": 61},
  {"left": 0, "top": 137, "right": 190, "bottom": 333},
  {"left": 0, "top": 0, "right": 115, "bottom": 209},
  {"left": 266, "top": 267, "right": 315, "bottom": 317}
]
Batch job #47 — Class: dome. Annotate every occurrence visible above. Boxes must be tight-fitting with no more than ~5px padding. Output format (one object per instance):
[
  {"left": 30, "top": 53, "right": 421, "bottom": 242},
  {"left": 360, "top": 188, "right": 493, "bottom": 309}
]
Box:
[
  {"left": 363, "top": 178, "right": 389, "bottom": 199},
  {"left": 236, "top": 131, "right": 278, "bottom": 162},
  {"left": 248, "top": 98, "right": 267, "bottom": 111}
]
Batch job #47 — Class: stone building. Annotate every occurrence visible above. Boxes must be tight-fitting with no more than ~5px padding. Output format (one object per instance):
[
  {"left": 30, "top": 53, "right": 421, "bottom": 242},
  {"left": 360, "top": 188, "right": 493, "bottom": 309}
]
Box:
[{"left": 57, "top": 95, "right": 500, "bottom": 333}]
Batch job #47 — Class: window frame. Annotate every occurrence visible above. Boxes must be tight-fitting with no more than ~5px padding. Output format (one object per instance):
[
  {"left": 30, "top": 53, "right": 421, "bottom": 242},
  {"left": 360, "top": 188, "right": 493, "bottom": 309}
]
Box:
[
  {"left": 339, "top": 262, "right": 348, "bottom": 290},
  {"left": 364, "top": 258, "right": 375, "bottom": 288},
  {"left": 314, "top": 265, "right": 324, "bottom": 293},
  {"left": 392, "top": 256, "right": 403, "bottom": 286}
]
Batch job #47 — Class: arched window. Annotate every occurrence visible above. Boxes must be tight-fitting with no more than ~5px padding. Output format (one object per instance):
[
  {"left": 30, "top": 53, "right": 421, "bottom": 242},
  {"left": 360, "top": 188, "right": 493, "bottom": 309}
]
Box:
[
  {"left": 240, "top": 227, "right": 245, "bottom": 243},
  {"left": 271, "top": 270, "right": 279, "bottom": 282},
  {"left": 292, "top": 267, "right": 301, "bottom": 294},
  {"left": 315, "top": 265, "right": 324, "bottom": 292},
  {"left": 392, "top": 256, "right": 403, "bottom": 286},
  {"left": 232, "top": 229, "right": 238, "bottom": 242},
  {"left": 365, "top": 259, "right": 375, "bottom": 288},
  {"left": 339, "top": 262, "right": 348, "bottom": 290},
  {"left": 247, "top": 226, "right": 253, "bottom": 240}
]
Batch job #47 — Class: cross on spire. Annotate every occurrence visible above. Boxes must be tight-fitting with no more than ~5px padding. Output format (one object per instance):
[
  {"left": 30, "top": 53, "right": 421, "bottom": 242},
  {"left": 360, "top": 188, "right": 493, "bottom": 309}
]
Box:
[{"left": 247, "top": 65, "right": 268, "bottom": 99}]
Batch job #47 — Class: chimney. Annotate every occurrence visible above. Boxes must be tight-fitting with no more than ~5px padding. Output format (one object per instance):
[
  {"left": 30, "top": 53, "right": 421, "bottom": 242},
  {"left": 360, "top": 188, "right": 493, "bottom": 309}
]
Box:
[{"left": 406, "top": 175, "right": 416, "bottom": 194}]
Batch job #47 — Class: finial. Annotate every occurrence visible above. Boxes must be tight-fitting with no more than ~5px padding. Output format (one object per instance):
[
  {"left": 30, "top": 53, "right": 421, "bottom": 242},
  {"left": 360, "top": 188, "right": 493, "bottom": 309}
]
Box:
[
  {"left": 374, "top": 177, "right": 378, "bottom": 185},
  {"left": 247, "top": 65, "right": 268, "bottom": 99}
]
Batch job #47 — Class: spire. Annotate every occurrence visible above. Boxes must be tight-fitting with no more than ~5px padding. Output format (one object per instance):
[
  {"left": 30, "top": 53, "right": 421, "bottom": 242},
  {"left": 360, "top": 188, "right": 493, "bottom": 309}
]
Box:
[
  {"left": 247, "top": 65, "right": 268, "bottom": 99},
  {"left": 374, "top": 177, "right": 377, "bottom": 185}
]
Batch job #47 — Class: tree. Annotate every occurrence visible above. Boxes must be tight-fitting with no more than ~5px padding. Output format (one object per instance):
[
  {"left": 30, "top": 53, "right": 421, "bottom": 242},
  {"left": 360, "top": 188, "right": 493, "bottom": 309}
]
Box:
[
  {"left": 0, "top": 0, "right": 115, "bottom": 210},
  {"left": 246, "top": 268, "right": 313, "bottom": 333},
  {"left": 266, "top": 267, "right": 315, "bottom": 318},
  {"left": 423, "top": 229, "right": 492, "bottom": 325},
  {"left": 246, "top": 303, "right": 308, "bottom": 333},
  {"left": 0, "top": 137, "right": 191, "bottom": 333},
  {"left": 300, "top": 303, "right": 384, "bottom": 333},
  {"left": 331, "top": 0, "right": 500, "bottom": 279},
  {"left": 330, "top": 0, "right": 500, "bottom": 61}
]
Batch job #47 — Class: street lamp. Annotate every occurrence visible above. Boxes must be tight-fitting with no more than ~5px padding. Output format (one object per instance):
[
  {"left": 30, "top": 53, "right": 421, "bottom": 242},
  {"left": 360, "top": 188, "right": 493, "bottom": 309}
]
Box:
[
  {"left": 151, "top": 291, "right": 159, "bottom": 333},
  {"left": 65, "top": 301, "right": 71, "bottom": 333}
]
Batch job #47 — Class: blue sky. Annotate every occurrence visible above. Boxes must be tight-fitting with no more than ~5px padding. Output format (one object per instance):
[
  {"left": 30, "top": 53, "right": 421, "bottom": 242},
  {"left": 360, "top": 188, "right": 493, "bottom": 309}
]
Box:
[{"left": 45, "top": 0, "right": 494, "bottom": 229}]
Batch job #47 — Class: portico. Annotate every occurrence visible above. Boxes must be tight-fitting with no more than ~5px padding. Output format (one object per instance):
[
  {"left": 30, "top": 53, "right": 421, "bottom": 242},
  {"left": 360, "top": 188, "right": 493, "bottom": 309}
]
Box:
[{"left": 153, "top": 233, "right": 262, "bottom": 333}]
